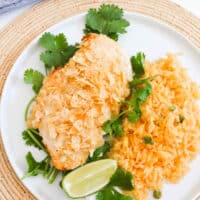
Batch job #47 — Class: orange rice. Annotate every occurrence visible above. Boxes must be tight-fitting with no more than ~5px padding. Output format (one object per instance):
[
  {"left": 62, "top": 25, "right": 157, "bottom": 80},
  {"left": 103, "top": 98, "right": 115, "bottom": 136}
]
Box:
[{"left": 109, "top": 54, "right": 200, "bottom": 200}]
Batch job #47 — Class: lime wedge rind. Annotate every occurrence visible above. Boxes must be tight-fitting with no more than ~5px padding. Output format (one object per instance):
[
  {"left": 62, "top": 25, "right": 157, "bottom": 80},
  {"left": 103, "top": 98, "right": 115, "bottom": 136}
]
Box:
[{"left": 62, "top": 159, "right": 117, "bottom": 198}]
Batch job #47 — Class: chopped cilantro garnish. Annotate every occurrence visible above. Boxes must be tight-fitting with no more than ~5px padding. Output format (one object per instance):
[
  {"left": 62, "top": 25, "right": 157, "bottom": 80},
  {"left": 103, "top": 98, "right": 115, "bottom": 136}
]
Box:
[
  {"left": 142, "top": 136, "right": 154, "bottom": 145},
  {"left": 84, "top": 4, "right": 130, "bottom": 40},
  {"left": 153, "top": 190, "right": 162, "bottom": 199},
  {"left": 39, "top": 32, "right": 77, "bottom": 68}
]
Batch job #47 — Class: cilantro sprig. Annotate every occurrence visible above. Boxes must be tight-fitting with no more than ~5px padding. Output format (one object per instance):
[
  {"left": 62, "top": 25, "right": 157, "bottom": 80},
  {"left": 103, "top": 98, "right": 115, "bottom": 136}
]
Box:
[
  {"left": 22, "top": 152, "right": 59, "bottom": 184},
  {"left": 22, "top": 129, "right": 59, "bottom": 184},
  {"left": 103, "top": 52, "right": 154, "bottom": 138},
  {"left": 96, "top": 168, "right": 134, "bottom": 200},
  {"left": 39, "top": 32, "right": 77, "bottom": 68},
  {"left": 87, "top": 141, "right": 111, "bottom": 162},
  {"left": 102, "top": 114, "right": 124, "bottom": 138},
  {"left": 84, "top": 4, "right": 130, "bottom": 40},
  {"left": 22, "top": 129, "right": 46, "bottom": 151}
]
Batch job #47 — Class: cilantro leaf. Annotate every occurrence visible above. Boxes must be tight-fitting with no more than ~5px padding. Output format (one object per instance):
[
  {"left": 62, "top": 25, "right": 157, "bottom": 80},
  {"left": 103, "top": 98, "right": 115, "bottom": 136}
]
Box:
[
  {"left": 111, "top": 118, "right": 123, "bottom": 136},
  {"left": 87, "top": 142, "right": 111, "bottom": 162},
  {"left": 127, "top": 111, "right": 141, "bottom": 123},
  {"left": 22, "top": 152, "right": 50, "bottom": 179},
  {"left": 24, "top": 69, "right": 44, "bottom": 93},
  {"left": 131, "top": 52, "right": 145, "bottom": 78},
  {"left": 39, "top": 32, "right": 77, "bottom": 68},
  {"left": 84, "top": 4, "right": 129, "bottom": 40},
  {"left": 39, "top": 33, "right": 67, "bottom": 51},
  {"left": 40, "top": 45, "right": 77, "bottom": 67},
  {"left": 102, "top": 116, "right": 123, "bottom": 137},
  {"left": 22, "top": 152, "right": 59, "bottom": 184},
  {"left": 22, "top": 129, "right": 46, "bottom": 152},
  {"left": 110, "top": 168, "right": 134, "bottom": 190},
  {"left": 96, "top": 186, "right": 133, "bottom": 200},
  {"left": 142, "top": 136, "right": 154, "bottom": 145},
  {"left": 96, "top": 167, "right": 134, "bottom": 200},
  {"left": 134, "top": 81, "right": 152, "bottom": 102}
]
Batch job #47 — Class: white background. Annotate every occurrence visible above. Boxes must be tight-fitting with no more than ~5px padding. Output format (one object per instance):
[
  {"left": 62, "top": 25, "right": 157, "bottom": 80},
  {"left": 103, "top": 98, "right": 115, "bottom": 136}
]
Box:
[{"left": 0, "top": 0, "right": 200, "bottom": 30}]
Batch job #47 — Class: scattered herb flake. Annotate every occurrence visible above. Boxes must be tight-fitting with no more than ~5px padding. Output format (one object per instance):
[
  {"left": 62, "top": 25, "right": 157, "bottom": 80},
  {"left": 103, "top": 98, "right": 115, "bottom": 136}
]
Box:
[
  {"left": 153, "top": 190, "right": 162, "bottom": 199},
  {"left": 179, "top": 115, "right": 185, "bottom": 123},
  {"left": 142, "top": 136, "right": 154, "bottom": 145},
  {"left": 169, "top": 105, "right": 176, "bottom": 111}
]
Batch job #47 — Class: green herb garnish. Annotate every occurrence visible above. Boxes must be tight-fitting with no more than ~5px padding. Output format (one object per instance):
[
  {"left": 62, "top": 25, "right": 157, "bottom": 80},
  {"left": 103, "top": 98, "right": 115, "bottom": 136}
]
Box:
[
  {"left": 96, "top": 186, "right": 133, "bottom": 200},
  {"left": 22, "top": 129, "right": 59, "bottom": 183},
  {"left": 130, "top": 52, "right": 145, "bottom": 78},
  {"left": 84, "top": 4, "right": 129, "bottom": 40},
  {"left": 96, "top": 168, "right": 134, "bottom": 200},
  {"left": 102, "top": 115, "right": 124, "bottom": 137},
  {"left": 22, "top": 152, "right": 59, "bottom": 184},
  {"left": 153, "top": 190, "right": 162, "bottom": 199},
  {"left": 179, "top": 115, "right": 185, "bottom": 123},
  {"left": 39, "top": 32, "right": 77, "bottom": 68},
  {"left": 22, "top": 129, "right": 46, "bottom": 151},
  {"left": 169, "top": 105, "right": 176, "bottom": 111},
  {"left": 87, "top": 142, "right": 111, "bottom": 162},
  {"left": 24, "top": 69, "right": 44, "bottom": 94},
  {"left": 24, "top": 96, "right": 36, "bottom": 121},
  {"left": 109, "top": 168, "right": 134, "bottom": 190},
  {"left": 142, "top": 136, "right": 154, "bottom": 145},
  {"left": 102, "top": 52, "right": 154, "bottom": 137}
]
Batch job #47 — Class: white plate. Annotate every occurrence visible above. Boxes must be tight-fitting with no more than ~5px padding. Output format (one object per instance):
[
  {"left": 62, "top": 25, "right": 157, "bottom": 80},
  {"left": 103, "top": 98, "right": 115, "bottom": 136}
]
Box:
[{"left": 1, "top": 12, "right": 200, "bottom": 200}]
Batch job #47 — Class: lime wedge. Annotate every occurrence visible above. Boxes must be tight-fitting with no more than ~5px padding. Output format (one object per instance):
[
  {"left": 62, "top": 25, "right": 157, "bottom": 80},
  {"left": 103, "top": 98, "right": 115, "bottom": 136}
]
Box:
[{"left": 62, "top": 159, "right": 117, "bottom": 198}]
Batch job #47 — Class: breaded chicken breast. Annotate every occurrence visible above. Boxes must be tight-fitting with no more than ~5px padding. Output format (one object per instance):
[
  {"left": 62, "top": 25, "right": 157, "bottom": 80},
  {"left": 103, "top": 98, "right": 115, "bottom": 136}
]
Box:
[{"left": 27, "top": 33, "right": 132, "bottom": 170}]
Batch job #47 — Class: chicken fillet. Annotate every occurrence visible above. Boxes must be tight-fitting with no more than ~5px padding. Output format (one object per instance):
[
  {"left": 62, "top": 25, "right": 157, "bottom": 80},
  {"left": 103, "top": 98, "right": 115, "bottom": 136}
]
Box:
[{"left": 27, "top": 34, "right": 132, "bottom": 170}]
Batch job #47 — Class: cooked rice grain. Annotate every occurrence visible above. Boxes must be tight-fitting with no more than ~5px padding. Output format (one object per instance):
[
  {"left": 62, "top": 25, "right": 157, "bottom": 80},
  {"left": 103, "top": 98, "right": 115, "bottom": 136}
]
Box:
[{"left": 109, "top": 54, "right": 200, "bottom": 200}]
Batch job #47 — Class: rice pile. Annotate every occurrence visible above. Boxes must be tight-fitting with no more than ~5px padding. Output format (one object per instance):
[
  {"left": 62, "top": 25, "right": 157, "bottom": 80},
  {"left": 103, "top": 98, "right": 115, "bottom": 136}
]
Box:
[{"left": 109, "top": 54, "right": 200, "bottom": 200}]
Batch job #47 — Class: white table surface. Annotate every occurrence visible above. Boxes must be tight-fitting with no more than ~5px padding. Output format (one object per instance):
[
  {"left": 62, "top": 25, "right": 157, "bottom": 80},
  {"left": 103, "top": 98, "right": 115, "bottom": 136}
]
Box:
[{"left": 0, "top": 0, "right": 199, "bottom": 30}]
